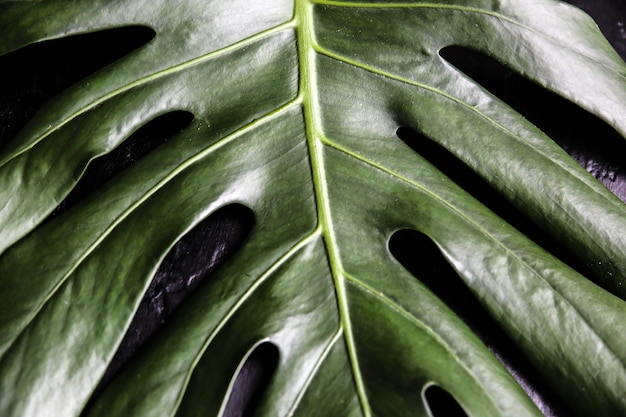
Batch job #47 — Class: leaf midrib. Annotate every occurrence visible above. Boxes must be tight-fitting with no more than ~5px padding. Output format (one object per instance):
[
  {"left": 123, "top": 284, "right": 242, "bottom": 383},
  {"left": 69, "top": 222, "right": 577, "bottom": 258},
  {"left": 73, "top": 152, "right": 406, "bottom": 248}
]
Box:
[
  {"left": 5, "top": 1, "right": 626, "bottom": 413},
  {"left": 297, "top": 1, "right": 626, "bottom": 413},
  {"left": 296, "top": 0, "right": 374, "bottom": 415},
  {"left": 7, "top": 0, "right": 624, "bottom": 169},
  {"left": 300, "top": 1, "right": 626, "bottom": 381}
]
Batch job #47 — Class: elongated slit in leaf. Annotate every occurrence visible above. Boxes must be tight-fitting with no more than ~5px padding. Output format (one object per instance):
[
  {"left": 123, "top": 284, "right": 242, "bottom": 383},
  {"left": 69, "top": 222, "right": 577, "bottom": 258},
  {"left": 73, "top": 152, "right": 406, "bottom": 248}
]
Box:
[
  {"left": 94, "top": 204, "right": 254, "bottom": 394},
  {"left": 389, "top": 229, "right": 573, "bottom": 417},
  {"left": 223, "top": 342, "right": 279, "bottom": 417},
  {"left": 424, "top": 385, "right": 468, "bottom": 417},
  {"left": 396, "top": 127, "right": 587, "bottom": 278},
  {"left": 0, "top": 25, "right": 156, "bottom": 148},
  {"left": 439, "top": 45, "right": 626, "bottom": 202},
  {"left": 47, "top": 110, "right": 194, "bottom": 220}
]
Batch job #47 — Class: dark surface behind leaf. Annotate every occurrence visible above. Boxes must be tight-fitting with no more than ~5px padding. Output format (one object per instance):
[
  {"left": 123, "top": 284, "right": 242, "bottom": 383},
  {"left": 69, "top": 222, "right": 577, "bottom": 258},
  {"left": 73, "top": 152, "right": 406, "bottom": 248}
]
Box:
[{"left": 1, "top": 1, "right": 626, "bottom": 416}]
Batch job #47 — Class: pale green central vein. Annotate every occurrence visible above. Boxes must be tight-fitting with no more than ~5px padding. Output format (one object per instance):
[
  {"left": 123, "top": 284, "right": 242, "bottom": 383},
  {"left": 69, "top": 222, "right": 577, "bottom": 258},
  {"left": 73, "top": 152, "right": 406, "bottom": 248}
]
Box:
[{"left": 296, "top": 0, "right": 372, "bottom": 415}]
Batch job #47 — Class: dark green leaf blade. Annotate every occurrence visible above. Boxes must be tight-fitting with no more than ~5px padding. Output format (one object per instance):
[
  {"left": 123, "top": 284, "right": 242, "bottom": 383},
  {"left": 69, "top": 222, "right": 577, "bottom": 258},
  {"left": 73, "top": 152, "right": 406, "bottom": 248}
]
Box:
[{"left": 1, "top": 0, "right": 626, "bottom": 416}]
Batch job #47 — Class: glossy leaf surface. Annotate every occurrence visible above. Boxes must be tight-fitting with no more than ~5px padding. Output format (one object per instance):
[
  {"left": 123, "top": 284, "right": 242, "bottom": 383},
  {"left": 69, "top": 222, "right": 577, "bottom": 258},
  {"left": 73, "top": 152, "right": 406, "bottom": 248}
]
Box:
[{"left": 1, "top": 1, "right": 626, "bottom": 416}]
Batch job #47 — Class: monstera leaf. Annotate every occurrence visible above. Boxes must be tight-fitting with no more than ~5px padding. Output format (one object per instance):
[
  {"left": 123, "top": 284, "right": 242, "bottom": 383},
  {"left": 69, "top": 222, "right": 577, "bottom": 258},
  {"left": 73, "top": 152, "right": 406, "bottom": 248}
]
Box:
[{"left": 2, "top": 0, "right": 626, "bottom": 416}]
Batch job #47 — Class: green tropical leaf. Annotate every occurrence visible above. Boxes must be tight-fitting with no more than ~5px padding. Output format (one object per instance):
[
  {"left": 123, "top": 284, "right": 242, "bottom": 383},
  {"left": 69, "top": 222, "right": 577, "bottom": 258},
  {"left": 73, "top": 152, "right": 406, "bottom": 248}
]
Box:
[{"left": 1, "top": 0, "right": 626, "bottom": 416}]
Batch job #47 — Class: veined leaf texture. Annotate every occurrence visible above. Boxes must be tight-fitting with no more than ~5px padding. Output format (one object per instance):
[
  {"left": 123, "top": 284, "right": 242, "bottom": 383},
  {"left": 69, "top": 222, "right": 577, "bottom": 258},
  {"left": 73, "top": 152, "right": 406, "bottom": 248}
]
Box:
[{"left": 1, "top": 1, "right": 626, "bottom": 416}]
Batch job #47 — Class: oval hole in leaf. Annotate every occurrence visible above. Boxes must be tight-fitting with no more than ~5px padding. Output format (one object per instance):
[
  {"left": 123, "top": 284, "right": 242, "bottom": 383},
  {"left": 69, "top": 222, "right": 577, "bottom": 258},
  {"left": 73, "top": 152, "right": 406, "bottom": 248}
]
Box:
[
  {"left": 423, "top": 385, "right": 468, "bottom": 417},
  {"left": 222, "top": 342, "right": 279, "bottom": 417},
  {"left": 396, "top": 126, "right": 587, "bottom": 279},
  {"left": 439, "top": 45, "right": 626, "bottom": 202},
  {"left": 95, "top": 204, "right": 254, "bottom": 392},
  {"left": 0, "top": 25, "right": 156, "bottom": 147},
  {"left": 389, "top": 229, "right": 573, "bottom": 417},
  {"left": 47, "top": 110, "right": 194, "bottom": 220}
]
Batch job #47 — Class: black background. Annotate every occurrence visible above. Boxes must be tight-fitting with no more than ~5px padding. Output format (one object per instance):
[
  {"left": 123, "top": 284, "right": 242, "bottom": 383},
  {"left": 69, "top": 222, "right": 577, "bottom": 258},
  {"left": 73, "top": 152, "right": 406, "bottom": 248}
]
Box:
[{"left": 1, "top": 1, "right": 626, "bottom": 416}]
